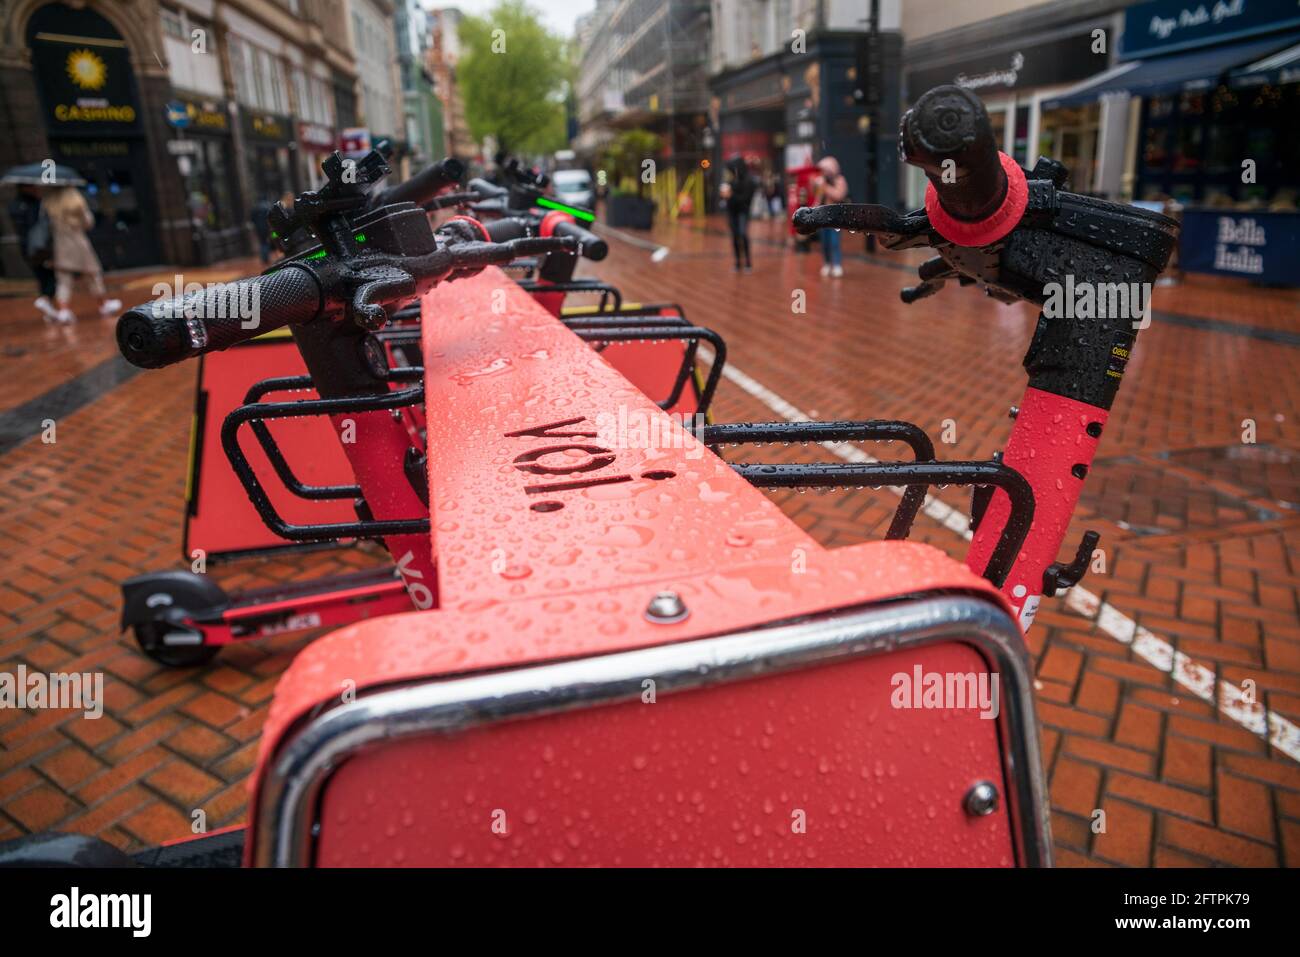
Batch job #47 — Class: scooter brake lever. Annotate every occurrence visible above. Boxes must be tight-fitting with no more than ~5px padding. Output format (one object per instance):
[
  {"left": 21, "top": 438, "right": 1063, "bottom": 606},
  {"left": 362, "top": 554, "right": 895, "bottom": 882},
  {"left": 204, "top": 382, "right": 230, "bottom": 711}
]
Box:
[
  {"left": 792, "top": 203, "right": 932, "bottom": 247},
  {"left": 348, "top": 265, "right": 417, "bottom": 331},
  {"left": 440, "top": 235, "right": 579, "bottom": 282}
]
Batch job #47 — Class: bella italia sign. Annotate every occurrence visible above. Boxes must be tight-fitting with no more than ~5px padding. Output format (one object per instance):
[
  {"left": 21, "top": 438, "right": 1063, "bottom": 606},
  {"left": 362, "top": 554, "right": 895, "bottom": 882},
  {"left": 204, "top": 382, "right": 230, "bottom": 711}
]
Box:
[
  {"left": 1179, "top": 210, "right": 1299, "bottom": 285},
  {"left": 1122, "top": 0, "right": 1300, "bottom": 57}
]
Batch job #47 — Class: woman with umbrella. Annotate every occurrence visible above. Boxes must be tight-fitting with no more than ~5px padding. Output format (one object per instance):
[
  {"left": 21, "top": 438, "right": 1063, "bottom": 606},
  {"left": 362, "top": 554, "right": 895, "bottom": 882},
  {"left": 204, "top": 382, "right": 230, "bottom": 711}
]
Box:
[
  {"left": 3, "top": 163, "right": 76, "bottom": 322},
  {"left": 3, "top": 163, "right": 119, "bottom": 323}
]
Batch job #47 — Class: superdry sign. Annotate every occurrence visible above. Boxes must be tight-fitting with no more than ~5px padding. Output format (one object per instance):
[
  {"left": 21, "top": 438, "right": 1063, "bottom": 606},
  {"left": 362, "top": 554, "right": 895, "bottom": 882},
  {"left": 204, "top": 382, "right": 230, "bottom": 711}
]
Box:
[
  {"left": 907, "top": 32, "right": 1103, "bottom": 97},
  {"left": 32, "top": 36, "right": 141, "bottom": 132}
]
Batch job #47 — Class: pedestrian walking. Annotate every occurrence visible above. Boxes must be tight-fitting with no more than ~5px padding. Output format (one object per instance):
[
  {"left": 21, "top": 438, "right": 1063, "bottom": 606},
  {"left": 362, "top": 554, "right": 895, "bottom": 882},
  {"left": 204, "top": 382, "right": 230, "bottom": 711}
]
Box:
[
  {"left": 720, "top": 156, "right": 756, "bottom": 272},
  {"left": 41, "top": 186, "right": 120, "bottom": 323},
  {"left": 766, "top": 173, "right": 784, "bottom": 218},
  {"left": 250, "top": 195, "right": 275, "bottom": 264},
  {"left": 814, "top": 155, "right": 848, "bottom": 278},
  {"left": 7, "top": 184, "right": 58, "bottom": 321}
]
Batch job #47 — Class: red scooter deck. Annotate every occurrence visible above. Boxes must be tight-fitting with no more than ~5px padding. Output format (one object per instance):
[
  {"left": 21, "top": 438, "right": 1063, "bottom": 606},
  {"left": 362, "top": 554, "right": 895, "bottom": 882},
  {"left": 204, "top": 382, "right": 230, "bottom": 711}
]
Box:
[{"left": 245, "top": 268, "right": 1047, "bottom": 867}]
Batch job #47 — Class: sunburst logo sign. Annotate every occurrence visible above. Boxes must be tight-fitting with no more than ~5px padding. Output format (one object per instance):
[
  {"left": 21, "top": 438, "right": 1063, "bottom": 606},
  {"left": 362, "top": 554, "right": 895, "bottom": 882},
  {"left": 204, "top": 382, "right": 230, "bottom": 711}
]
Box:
[{"left": 66, "top": 48, "right": 107, "bottom": 91}]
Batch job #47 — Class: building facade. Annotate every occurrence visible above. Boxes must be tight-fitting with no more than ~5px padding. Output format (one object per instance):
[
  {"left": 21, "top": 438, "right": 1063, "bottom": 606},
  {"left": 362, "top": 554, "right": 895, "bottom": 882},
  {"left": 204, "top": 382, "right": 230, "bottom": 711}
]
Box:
[
  {"left": 347, "top": 0, "right": 403, "bottom": 154},
  {"left": 707, "top": 0, "right": 904, "bottom": 210},
  {"left": 899, "top": 0, "right": 1300, "bottom": 213},
  {"left": 395, "top": 0, "right": 444, "bottom": 171},
  {"left": 901, "top": 0, "right": 1126, "bottom": 207},
  {"left": 427, "top": 6, "right": 472, "bottom": 161},
  {"left": 0, "top": 0, "right": 374, "bottom": 275},
  {"left": 575, "top": 0, "right": 713, "bottom": 181}
]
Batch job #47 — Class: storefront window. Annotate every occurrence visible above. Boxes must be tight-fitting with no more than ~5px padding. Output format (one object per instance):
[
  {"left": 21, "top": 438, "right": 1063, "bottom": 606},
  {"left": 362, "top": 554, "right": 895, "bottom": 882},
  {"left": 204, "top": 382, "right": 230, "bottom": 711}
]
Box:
[
  {"left": 1178, "top": 91, "right": 1205, "bottom": 117},
  {"left": 988, "top": 109, "right": 1007, "bottom": 154},
  {"left": 1172, "top": 122, "right": 1203, "bottom": 173},
  {"left": 1012, "top": 105, "right": 1031, "bottom": 167},
  {"left": 1137, "top": 81, "right": 1300, "bottom": 207},
  {"left": 1142, "top": 125, "right": 1168, "bottom": 171},
  {"left": 1148, "top": 94, "right": 1175, "bottom": 121},
  {"left": 1038, "top": 103, "right": 1100, "bottom": 194}
]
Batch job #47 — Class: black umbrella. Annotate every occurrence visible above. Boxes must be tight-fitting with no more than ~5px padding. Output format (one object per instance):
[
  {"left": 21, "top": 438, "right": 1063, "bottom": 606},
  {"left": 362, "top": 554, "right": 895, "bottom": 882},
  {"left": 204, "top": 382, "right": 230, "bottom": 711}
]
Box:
[{"left": 1, "top": 162, "right": 87, "bottom": 187}]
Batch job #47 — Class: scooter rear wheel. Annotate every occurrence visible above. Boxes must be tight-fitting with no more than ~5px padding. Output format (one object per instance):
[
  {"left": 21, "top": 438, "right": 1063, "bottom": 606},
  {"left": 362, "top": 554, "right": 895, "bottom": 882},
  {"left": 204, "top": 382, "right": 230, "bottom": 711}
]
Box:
[{"left": 132, "top": 620, "right": 220, "bottom": 668}]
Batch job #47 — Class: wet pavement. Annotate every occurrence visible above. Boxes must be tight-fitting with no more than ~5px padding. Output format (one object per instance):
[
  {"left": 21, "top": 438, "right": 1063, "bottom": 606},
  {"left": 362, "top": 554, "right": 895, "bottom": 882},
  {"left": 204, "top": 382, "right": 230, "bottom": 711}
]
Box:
[{"left": 1, "top": 213, "right": 1298, "bottom": 865}]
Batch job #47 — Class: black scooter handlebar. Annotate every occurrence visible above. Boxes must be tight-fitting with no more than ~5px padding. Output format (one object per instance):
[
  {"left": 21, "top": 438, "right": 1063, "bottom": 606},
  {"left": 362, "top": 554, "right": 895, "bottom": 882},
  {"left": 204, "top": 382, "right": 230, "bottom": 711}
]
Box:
[
  {"left": 116, "top": 264, "right": 323, "bottom": 370},
  {"left": 368, "top": 157, "right": 465, "bottom": 210},
  {"left": 900, "top": 84, "right": 1008, "bottom": 223}
]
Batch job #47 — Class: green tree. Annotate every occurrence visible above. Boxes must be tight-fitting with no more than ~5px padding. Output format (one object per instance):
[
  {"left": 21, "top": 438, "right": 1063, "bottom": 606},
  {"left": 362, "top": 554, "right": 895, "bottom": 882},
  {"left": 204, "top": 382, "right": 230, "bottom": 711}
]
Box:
[{"left": 458, "top": 1, "right": 569, "bottom": 155}]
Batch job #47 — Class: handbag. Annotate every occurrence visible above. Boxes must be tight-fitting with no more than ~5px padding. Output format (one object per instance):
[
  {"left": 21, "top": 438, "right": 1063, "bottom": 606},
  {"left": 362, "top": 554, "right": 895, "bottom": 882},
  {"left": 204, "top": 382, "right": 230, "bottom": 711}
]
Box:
[{"left": 25, "top": 208, "right": 52, "bottom": 263}]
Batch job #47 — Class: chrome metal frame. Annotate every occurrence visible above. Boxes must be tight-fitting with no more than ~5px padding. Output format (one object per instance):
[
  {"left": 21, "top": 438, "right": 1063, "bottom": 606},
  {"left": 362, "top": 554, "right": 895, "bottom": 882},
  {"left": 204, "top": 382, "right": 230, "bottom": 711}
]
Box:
[{"left": 252, "top": 594, "right": 1052, "bottom": 867}]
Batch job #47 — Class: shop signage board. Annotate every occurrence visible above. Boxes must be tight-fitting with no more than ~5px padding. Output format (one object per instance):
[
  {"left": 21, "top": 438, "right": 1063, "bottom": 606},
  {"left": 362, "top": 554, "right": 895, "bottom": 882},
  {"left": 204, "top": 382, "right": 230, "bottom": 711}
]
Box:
[
  {"left": 908, "top": 32, "right": 1104, "bottom": 96},
  {"left": 1121, "top": 0, "right": 1300, "bottom": 58},
  {"left": 245, "top": 112, "right": 292, "bottom": 142},
  {"left": 340, "top": 126, "right": 371, "bottom": 153},
  {"left": 165, "top": 101, "right": 191, "bottom": 129},
  {"left": 31, "top": 36, "right": 141, "bottom": 133},
  {"left": 169, "top": 99, "right": 230, "bottom": 132},
  {"left": 1179, "top": 209, "right": 1300, "bottom": 285},
  {"left": 298, "top": 122, "right": 335, "bottom": 149}
]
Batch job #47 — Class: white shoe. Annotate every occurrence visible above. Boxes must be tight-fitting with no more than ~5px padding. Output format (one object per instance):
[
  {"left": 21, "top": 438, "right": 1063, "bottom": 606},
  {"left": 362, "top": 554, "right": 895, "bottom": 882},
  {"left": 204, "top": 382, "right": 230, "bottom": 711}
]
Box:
[
  {"left": 34, "top": 296, "right": 58, "bottom": 321},
  {"left": 55, "top": 308, "right": 76, "bottom": 324},
  {"left": 99, "top": 298, "right": 122, "bottom": 315},
  {"left": 820, "top": 264, "right": 831, "bottom": 277},
  {"left": 831, "top": 265, "right": 844, "bottom": 278}
]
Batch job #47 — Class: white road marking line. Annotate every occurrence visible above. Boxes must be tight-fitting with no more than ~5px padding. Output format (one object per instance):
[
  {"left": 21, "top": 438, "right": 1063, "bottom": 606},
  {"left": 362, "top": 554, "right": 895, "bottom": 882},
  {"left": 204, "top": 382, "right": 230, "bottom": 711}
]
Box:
[
  {"left": 704, "top": 349, "right": 1300, "bottom": 765},
  {"left": 602, "top": 223, "right": 670, "bottom": 260}
]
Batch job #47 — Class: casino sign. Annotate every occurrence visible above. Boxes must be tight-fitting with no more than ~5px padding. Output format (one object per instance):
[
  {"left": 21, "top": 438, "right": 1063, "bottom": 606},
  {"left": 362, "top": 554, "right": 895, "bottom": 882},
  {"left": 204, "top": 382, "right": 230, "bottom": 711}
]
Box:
[{"left": 33, "top": 37, "right": 141, "bottom": 132}]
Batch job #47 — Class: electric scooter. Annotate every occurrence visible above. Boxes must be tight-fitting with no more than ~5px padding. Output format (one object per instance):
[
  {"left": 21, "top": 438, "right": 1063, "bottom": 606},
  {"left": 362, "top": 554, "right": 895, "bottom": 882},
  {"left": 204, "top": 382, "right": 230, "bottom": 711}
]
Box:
[
  {"left": 120, "top": 160, "right": 718, "bottom": 666},
  {"left": 9, "top": 84, "right": 1177, "bottom": 866}
]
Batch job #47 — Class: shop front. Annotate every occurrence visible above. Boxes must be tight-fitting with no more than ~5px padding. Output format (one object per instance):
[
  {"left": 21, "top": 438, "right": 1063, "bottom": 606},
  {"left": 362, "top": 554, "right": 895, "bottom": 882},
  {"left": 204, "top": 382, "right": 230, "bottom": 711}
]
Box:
[
  {"left": 165, "top": 97, "right": 246, "bottom": 264},
  {"left": 297, "top": 121, "right": 336, "bottom": 189},
  {"left": 1044, "top": 0, "right": 1300, "bottom": 283},
  {"left": 25, "top": 3, "right": 161, "bottom": 270},
  {"left": 712, "top": 62, "right": 786, "bottom": 183},
  {"left": 710, "top": 31, "right": 903, "bottom": 214},
  {"left": 241, "top": 110, "right": 297, "bottom": 206},
  {"left": 905, "top": 27, "right": 1112, "bottom": 205}
]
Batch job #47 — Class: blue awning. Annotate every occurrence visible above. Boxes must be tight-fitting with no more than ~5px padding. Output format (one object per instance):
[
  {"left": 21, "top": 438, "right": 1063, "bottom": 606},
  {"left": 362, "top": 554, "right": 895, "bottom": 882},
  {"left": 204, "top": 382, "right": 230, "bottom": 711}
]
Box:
[
  {"left": 1229, "top": 40, "right": 1300, "bottom": 87},
  {"left": 1043, "top": 31, "right": 1300, "bottom": 109}
]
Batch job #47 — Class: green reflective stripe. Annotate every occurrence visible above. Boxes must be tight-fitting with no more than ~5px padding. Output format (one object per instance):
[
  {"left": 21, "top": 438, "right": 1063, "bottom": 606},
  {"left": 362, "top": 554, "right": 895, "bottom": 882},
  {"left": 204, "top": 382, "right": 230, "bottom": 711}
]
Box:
[{"left": 536, "top": 196, "right": 595, "bottom": 222}]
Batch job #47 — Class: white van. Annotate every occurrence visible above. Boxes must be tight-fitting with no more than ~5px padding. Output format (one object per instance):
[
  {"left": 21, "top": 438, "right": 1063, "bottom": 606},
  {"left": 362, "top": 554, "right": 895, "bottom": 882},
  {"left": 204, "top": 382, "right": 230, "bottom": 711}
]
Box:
[{"left": 552, "top": 169, "right": 594, "bottom": 209}]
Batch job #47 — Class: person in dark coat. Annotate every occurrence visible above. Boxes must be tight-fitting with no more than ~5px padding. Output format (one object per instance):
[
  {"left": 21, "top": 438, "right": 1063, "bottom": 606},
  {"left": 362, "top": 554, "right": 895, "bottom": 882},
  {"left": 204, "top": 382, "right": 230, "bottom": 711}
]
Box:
[
  {"left": 8, "top": 184, "right": 58, "bottom": 320},
  {"left": 250, "top": 195, "right": 275, "bottom": 264},
  {"left": 721, "top": 155, "right": 756, "bottom": 271}
]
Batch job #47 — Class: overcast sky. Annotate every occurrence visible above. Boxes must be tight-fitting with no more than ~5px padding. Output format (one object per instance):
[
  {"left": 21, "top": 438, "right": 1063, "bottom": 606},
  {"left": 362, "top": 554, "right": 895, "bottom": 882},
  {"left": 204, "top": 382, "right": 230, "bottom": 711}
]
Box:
[{"left": 424, "top": 0, "right": 597, "bottom": 38}]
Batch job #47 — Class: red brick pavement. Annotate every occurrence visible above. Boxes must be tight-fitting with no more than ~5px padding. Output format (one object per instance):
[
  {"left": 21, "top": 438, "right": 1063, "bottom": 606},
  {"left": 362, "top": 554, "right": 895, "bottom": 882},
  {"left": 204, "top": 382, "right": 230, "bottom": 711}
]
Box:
[{"left": 1, "top": 214, "right": 1298, "bottom": 866}]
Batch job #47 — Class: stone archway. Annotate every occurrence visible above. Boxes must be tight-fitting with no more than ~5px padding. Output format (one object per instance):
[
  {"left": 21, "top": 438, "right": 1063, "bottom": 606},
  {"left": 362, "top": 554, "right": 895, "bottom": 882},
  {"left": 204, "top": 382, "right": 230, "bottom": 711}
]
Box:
[{"left": 1, "top": 0, "right": 193, "bottom": 272}]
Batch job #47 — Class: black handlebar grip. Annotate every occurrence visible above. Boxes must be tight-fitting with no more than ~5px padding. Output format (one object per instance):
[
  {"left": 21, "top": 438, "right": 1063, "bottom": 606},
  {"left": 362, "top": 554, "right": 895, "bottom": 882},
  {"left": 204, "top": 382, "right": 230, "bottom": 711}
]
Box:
[
  {"left": 116, "top": 263, "right": 324, "bottom": 369},
  {"left": 483, "top": 216, "right": 531, "bottom": 243},
  {"left": 552, "top": 220, "right": 607, "bottom": 261},
  {"left": 901, "top": 85, "right": 1007, "bottom": 222},
  {"left": 468, "top": 177, "right": 508, "bottom": 199},
  {"left": 369, "top": 157, "right": 466, "bottom": 210}
]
